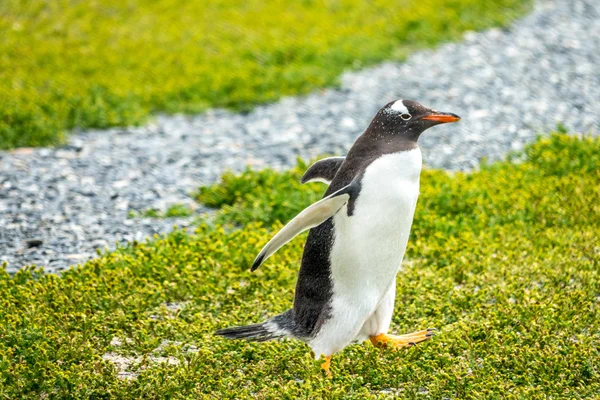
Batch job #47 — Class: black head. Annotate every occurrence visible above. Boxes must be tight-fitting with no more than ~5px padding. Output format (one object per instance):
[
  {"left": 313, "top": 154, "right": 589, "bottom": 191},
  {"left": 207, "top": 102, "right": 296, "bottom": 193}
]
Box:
[{"left": 369, "top": 99, "right": 460, "bottom": 142}]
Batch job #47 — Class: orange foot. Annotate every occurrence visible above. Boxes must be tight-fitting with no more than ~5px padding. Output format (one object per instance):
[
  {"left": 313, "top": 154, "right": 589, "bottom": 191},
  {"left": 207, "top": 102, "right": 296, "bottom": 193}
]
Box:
[
  {"left": 320, "top": 355, "right": 332, "bottom": 377},
  {"left": 369, "top": 328, "right": 436, "bottom": 350}
]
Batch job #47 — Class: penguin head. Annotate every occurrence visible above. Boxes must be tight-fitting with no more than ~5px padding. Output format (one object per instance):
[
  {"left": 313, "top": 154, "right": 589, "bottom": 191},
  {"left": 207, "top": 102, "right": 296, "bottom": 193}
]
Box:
[{"left": 374, "top": 99, "right": 460, "bottom": 141}]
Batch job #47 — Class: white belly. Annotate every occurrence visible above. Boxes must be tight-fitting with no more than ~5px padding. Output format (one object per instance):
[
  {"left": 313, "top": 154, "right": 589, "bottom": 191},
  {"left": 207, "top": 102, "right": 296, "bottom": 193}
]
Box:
[{"left": 309, "top": 148, "right": 422, "bottom": 357}]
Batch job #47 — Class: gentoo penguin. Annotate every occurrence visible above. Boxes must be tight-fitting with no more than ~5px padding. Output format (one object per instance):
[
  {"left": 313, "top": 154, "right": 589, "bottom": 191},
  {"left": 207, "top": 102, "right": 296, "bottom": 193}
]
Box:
[{"left": 216, "top": 99, "right": 460, "bottom": 375}]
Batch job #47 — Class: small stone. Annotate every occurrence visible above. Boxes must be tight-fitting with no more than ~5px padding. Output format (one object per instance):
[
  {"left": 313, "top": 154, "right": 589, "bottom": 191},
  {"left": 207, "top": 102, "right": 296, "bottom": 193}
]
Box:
[
  {"left": 92, "top": 239, "right": 108, "bottom": 249},
  {"left": 25, "top": 238, "right": 44, "bottom": 248},
  {"left": 66, "top": 253, "right": 91, "bottom": 261},
  {"left": 9, "top": 147, "right": 35, "bottom": 155}
]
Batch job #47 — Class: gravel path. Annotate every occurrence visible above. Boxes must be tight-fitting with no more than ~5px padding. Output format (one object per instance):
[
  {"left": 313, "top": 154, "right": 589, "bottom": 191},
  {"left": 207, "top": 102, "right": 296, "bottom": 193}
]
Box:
[{"left": 1, "top": 0, "right": 598, "bottom": 274}]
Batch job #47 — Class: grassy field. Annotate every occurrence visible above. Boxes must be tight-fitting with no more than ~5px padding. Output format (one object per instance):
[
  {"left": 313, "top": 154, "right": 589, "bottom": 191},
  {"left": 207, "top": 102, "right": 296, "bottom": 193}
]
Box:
[
  {"left": 0, "top": 0, "right": 531, "bottom": 149},
  {"left": 1, "top": 133, "right": 598, "bottom": 398}
]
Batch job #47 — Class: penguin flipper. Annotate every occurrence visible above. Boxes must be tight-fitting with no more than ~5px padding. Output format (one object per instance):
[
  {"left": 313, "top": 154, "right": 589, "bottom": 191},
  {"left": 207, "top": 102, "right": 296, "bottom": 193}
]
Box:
[
  {"left": 251, "top": 183, "right": 355, "bottom": 271},
  {"left": 301, "top": 157, "right": 345, "bottom": 184}
]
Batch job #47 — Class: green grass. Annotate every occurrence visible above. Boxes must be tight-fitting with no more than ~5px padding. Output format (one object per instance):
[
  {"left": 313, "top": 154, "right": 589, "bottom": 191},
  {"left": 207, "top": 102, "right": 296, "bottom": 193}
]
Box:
[
  {"left": 1, "top": 0, "right": 531, "bottom": 149},
  {"left": 128, "top": 204, "right": 196, "bottom": 219},
  {"left": 195, "top": 158, "right": 324, "bottom": 226},
  {"left": 1, "top": 134, "right": 599, "bottom": 398}
]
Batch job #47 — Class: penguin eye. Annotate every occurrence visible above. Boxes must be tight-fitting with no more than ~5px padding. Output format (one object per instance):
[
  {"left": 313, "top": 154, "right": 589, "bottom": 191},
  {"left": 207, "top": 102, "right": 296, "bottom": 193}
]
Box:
[{"left": 400, "top": 113, "right": 412, "bottom": 121}]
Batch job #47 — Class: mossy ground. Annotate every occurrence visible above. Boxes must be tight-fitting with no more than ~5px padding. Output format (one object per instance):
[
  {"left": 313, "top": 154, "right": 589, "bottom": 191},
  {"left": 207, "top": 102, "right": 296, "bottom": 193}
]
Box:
[
  {"left": 0, "top": 0, "right": 531, "bottom": 149},
  {"left": 128, "top": 204, "right": 196, "bottom": 219},
  {"left": 1, "top": 134, "right": 598, "bottom": 398}
]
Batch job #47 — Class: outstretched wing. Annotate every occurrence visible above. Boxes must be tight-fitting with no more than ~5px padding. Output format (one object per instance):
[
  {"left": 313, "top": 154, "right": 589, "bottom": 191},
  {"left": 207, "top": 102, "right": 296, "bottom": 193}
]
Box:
[
  {"left": 251, "top": 183, "right": 355, "bottom": 271},
  {"left": 301, "top": 157, "right": 345, "bottom": 185}
]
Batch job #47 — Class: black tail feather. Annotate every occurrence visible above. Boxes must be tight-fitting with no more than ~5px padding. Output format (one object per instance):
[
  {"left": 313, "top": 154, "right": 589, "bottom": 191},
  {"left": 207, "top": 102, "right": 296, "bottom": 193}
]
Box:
[
  {"left": 215, "top": 311, "right": 293, "bottom": 342},
  {"left": 215, "top": 322, "right": 282, "bottom": 342}
]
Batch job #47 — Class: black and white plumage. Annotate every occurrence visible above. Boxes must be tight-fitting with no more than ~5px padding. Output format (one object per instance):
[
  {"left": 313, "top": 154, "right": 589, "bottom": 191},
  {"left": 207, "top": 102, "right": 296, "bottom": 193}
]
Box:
[
  {"left": 216, "top": 99, "right": 460, "bottom": 370},
  {"left": 300, "top": 157, "right": 345, "bottom": 185}
]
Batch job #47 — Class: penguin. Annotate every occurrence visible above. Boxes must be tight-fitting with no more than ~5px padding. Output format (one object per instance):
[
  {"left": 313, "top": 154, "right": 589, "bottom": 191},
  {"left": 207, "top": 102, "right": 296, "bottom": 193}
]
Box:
[{"left": 216, "top": 99, "right": 460, "bottom": 375}]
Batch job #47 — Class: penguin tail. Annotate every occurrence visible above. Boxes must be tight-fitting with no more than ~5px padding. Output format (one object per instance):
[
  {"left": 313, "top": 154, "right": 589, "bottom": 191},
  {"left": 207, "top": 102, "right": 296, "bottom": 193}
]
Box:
[{"left": 215, "top": 311, "right": 294, "bottom": 342}]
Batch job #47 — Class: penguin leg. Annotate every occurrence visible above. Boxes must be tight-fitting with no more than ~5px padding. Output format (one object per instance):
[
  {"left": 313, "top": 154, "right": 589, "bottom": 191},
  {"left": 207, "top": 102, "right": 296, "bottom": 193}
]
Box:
[
  {"left": 320, "top": 355, "right": 333, "bottom": 377},
  {"left": 369, "top": 329, "right": 436, "bottom": 350}
]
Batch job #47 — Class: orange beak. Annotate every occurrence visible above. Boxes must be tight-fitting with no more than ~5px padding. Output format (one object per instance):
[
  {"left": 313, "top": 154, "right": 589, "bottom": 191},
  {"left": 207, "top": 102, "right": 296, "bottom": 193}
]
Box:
[{"left": 421, "top": 112, "right": 461, "bottom": 123}]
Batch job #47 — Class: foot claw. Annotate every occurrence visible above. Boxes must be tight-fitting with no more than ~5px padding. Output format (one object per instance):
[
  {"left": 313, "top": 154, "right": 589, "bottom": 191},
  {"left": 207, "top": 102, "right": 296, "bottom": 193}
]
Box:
[{"left": 320, "top": 355, "right": 332, "bottom": 378}]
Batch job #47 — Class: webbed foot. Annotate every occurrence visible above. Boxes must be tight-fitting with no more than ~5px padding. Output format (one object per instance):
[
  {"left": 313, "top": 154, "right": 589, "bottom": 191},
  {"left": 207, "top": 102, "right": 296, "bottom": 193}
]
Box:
[{"left": 369, "top": 328, "right": 436, "bottom": 349}]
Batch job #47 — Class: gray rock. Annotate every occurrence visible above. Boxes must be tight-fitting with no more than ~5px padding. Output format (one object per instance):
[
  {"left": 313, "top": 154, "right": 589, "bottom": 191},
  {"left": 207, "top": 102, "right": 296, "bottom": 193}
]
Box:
[{"left": 25, "top": 238, "right": 44, "bottom": 248}]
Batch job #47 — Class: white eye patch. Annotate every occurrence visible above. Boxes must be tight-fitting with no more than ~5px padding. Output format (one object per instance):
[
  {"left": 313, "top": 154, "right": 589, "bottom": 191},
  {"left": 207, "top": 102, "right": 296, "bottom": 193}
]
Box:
[{"left": 389, "top": 100, "right": 409, "bottom": 115}]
